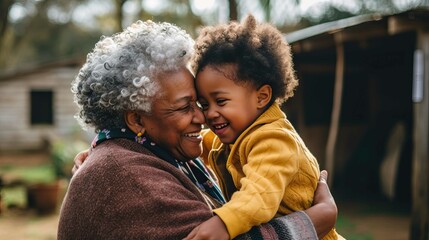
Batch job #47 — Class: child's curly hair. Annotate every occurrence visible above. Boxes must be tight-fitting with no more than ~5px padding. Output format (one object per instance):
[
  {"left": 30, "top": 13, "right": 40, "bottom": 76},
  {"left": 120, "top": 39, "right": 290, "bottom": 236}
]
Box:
[{"left": 191, "top": 14, "right": 298, "bottom": 104}]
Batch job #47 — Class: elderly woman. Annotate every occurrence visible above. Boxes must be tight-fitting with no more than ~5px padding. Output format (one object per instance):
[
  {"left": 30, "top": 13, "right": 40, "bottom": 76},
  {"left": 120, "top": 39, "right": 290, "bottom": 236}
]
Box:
[{"left": 57, "top": 20, "right": 337, "bottom": 240}]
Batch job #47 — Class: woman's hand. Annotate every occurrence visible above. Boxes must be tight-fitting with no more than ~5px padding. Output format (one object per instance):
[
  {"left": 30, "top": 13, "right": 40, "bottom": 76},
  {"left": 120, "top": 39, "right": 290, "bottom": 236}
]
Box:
[
  {"left": 71, "top": 149, "right": 90, "bottom": 175},
  {"left": 183, "top": 215, "right": 229, "bottom": 240},
  {"left": 305, "top": 170, "right": 338, "bottom": 239}
]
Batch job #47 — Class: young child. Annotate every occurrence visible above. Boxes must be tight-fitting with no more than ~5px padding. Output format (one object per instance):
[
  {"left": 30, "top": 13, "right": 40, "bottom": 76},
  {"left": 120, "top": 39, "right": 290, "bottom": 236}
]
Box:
[{"left": 186, "top": 15, "right": 341, "bottom": 240}]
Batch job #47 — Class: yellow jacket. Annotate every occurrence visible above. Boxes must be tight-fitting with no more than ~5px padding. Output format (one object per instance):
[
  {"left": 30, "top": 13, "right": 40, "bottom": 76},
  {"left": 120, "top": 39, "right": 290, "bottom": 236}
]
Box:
[{"left": 203, "top": 103, "right": 340, "bottom": 239}]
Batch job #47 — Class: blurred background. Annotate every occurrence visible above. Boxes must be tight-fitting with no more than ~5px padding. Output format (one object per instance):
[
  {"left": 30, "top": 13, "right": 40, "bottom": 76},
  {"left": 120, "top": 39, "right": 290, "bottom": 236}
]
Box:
[{"left": 0, "top": 0, "right": 428, "bottom": 239}]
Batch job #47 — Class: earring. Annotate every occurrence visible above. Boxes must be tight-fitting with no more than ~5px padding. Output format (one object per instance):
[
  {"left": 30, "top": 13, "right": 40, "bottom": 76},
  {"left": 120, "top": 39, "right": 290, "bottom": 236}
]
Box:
[{"left": 135, "top": 128, "right": 146, "bottom": 144}]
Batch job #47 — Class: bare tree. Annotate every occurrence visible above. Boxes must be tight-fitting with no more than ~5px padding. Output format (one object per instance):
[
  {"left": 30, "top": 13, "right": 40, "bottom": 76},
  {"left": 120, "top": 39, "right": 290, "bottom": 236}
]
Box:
[
  {"left": 114, "top": 0, "right": 128, "bottom": 31},
  {"left": 228, "top": 0, "right": 238, "bottom": 20},
  {"left": 259, "top": 0, "right": 271, "bottom": 21},
  {"left": 0, "top": 0, "right": 15, "bottom": 49}
]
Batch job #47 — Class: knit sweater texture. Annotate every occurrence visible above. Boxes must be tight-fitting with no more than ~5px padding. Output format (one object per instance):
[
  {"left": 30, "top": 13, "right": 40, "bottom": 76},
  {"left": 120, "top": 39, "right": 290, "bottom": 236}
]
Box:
[
  {"left": 57, "top": 138, "right": 319, "bottom": 239},
  {"left": 204, "top": 103, "right": 340, "bottom": 239}
]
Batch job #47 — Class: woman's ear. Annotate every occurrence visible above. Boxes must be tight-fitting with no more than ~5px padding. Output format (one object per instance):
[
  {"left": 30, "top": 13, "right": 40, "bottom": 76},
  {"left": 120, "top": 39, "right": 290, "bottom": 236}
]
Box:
[
  {"left": 124, "top": 111, "right": 146, "bottom": 134},
  {"left": 256, "top": 85, "right": 272, "bottom": 109}
]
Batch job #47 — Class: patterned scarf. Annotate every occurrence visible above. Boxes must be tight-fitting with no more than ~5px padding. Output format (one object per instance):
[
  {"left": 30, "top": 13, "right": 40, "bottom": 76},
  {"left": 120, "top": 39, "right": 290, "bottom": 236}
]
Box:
[{"left": 92, "top": 127, "right": 226, "bottom": 205}]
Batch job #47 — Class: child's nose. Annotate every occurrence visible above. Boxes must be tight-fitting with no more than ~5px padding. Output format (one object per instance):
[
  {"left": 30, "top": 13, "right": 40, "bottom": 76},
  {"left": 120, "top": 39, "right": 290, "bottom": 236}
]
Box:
[{"left": 206, "top": 107, "right": 219, "bottom": 119}]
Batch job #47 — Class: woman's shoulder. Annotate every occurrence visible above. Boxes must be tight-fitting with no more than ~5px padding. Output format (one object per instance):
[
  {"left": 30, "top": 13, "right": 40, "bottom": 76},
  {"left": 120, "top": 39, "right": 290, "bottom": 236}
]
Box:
[
  {"left": 73, "top": 139, "right": 196, "bottom": 195},
  {"left": 75, "top": 139, "right": 174, "bottom": 183},
  {"left": 91, "top": 139, "right": 159, "bottom": 163}
]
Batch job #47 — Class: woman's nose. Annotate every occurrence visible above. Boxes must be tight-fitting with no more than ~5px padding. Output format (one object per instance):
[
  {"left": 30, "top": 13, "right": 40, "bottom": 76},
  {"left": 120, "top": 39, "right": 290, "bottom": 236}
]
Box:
[{"left": 193, "top": 106, "right": 205, "bottom": 124}]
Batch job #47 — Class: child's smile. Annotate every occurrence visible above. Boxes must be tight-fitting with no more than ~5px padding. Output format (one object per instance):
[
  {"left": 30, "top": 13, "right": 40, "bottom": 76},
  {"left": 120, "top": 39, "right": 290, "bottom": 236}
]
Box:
[
  {"left": 210, "top": 122, "right": 229, "bottom": 138},
  {"left": 196, "top": 64, "right": 263, "bottom": 144}
]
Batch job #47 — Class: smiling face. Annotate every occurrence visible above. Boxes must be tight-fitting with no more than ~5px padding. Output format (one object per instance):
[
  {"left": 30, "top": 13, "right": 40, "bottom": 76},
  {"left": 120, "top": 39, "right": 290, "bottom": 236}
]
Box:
[
  {"left": 196, "top": 64, "right": 264, "bottom": 144},
  {"left": 139, "top": 67, "right": 205, "bottom": 161}
]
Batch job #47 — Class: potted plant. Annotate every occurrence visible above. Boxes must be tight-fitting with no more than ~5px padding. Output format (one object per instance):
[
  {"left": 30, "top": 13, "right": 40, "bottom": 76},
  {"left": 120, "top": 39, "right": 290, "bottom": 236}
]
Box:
[{"left": 26, "top": 138, "right": 87, "bottom": 214}]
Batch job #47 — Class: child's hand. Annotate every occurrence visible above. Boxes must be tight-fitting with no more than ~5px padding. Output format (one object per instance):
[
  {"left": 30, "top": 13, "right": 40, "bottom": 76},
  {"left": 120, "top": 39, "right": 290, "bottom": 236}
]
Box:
[
  {"left": 71, "top": 149, "right": 90, "bottom": 175},
  {"left": 183, "top": 216, "right": 229, "bottom": 240}
]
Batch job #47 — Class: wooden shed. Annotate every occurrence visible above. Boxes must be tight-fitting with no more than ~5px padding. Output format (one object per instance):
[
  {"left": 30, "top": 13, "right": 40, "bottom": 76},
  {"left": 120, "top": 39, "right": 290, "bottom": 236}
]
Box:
[
  {"left": 0, "top": 59, "right": 87, "bottom": 152},
  {"left": 283, "top": 8, "right": 428, "bottom": 239}
]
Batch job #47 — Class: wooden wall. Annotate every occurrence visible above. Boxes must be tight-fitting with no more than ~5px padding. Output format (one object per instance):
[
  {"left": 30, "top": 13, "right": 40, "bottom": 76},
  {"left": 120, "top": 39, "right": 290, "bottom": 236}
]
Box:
[{"left": 0, "top": 66, "right": 86, "bottom": 151}]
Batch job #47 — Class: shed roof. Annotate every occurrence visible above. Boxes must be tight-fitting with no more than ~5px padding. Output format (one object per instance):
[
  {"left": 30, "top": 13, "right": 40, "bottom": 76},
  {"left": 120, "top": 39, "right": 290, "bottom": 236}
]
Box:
[
  {"left": 284, "top": 8, "right": 429, "bottom": 44},
  {"left": 0, "top": 58, "right": 83, "bottom": 82}
]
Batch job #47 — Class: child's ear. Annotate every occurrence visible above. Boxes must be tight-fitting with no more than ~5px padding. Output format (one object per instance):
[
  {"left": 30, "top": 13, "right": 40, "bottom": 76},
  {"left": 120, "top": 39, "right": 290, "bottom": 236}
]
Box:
[
  {"left": 256, "top": 84, "right": 272, "bottom": 108},
  {"left": 124, "top": 111, "right": 146, "bottom": 135}
]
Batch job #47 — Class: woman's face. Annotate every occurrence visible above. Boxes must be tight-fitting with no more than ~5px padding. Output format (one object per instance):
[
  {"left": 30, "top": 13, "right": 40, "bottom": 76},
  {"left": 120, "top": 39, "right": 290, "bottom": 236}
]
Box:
[{"left": 140, "top": 68, "right": 205, "bottom": 161}]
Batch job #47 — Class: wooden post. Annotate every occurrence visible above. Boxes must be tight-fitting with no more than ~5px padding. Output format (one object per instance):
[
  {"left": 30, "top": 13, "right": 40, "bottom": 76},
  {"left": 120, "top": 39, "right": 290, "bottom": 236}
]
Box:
[
  {"left": 410, "top": 32, "right": 429, "bottom": 240},
  {"left": 325, "top": 32, "right": 345, "bottom": 187}
]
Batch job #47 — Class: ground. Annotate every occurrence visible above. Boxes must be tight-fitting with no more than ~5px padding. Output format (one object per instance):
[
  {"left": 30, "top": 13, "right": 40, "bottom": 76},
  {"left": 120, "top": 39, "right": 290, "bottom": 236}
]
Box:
[
  {"left": 0, "top": 209, "right": 58, "bottom": 240},
  {"left": 0, "top": 152, "right": 411, "bottom": 240},
  {"left": 336, "top": 196, "right": 410, "bottom": 239}
]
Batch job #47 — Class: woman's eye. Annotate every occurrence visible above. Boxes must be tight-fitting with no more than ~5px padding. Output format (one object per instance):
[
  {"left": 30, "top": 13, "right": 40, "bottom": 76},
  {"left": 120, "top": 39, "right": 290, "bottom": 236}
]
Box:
[{"left": 178, "top": 105, "right": 191, "bottom": 112}]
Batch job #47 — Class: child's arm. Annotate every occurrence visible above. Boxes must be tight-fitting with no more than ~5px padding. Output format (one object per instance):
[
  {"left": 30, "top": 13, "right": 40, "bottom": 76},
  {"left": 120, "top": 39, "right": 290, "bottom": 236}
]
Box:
[
  {"left": 183, "top": 170, "right": 336, "bottom": 239},
  {"left": 214, "top": 130, "right": 307, "bottom": 238}
]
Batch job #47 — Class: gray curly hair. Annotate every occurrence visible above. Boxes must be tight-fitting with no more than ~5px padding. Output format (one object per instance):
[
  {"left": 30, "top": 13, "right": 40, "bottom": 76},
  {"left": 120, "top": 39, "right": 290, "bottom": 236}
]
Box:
[{"left": 72, "top": 20, "right": 194, "bottom": 132}]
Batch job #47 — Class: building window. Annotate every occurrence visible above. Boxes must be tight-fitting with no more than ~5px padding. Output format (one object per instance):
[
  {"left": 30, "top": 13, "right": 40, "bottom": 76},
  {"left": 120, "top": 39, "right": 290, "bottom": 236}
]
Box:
[{"left": 30, "top": 90, "right": 54, "bottom": 125}]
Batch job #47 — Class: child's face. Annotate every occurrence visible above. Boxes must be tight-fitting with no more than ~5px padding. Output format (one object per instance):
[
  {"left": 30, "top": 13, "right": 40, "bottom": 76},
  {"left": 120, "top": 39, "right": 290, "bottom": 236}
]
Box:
[{"left": 196, "top": 65, "right": 262, "bottom": 144}]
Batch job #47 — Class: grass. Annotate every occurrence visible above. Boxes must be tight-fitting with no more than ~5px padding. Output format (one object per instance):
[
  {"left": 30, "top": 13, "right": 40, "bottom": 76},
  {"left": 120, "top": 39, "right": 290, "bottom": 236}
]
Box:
[
  {"left": 1, "top": 186, "right": 27, "bottom": 208},
  {"left": 0, "top": 164, "right": 57, "bottom": 184},
  {"left": 336, "top": 214, "right": 374, "bottom": 240}
]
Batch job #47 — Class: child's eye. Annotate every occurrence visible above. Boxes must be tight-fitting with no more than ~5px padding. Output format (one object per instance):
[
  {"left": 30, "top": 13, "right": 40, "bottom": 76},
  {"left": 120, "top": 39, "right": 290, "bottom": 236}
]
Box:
[{"left": 216, "top": 99, "right": 226, "bottom": 105}]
